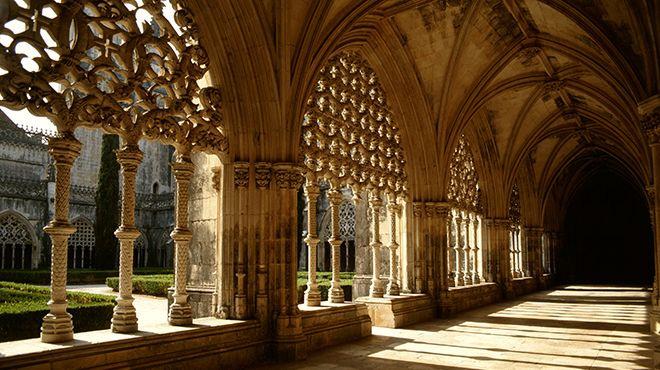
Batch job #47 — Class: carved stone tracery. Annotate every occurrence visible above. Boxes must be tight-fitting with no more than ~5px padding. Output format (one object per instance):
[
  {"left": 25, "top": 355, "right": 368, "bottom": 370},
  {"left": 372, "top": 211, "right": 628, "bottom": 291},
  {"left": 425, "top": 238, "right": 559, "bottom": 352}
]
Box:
[{"left": 0, "top": 0, "right": 227, "bottom": 154}]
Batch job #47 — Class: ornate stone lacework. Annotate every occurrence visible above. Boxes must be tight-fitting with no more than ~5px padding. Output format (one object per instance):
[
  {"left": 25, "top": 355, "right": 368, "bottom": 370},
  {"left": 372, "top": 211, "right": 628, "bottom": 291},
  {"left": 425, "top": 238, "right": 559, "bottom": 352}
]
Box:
[
  {"left": 0, "top": 0, "right": 227, "bottom": 154},
  {"left": 508, "top": 183, "right": 521, "bottom": 224},
  {"left": 68, "top": 217, "right": 94, "bottom": 269},
  {"left": 446, "top": 136, "right": 484, "bottom": 287},
  {"left": 447, "top": 135, "right": 481, "bottom": 211},
  {"left": 0, "top": 212, "right": 34, "bottom": 269},
  {"left": 339, "top": 200, "right": 356, "bottom": 241},
  {"left": 301, "top": 51, "right": 407, "bottom": 194}
]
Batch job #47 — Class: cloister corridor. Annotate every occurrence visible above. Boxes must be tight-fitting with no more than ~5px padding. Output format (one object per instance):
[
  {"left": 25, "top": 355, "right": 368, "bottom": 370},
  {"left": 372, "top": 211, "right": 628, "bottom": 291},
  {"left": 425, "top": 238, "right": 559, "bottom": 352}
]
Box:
[{"left": 258, "top": 287, "right": 653, "bottom": 370}]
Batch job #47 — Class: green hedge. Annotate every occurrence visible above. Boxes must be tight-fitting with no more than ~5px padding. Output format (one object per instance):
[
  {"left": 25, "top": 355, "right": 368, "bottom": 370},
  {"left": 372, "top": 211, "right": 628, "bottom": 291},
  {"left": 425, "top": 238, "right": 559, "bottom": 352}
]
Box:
[
  {"left": 0, "top": 282, "right": 115, "bottom": 342},
  {"left": 296, "top": 271, "right": 354, "bottom": 303},
  {"left": 106, "top": 274, "right": 173, "bottom": 297},
  {"left": 105, "top": 272, "right": 356, "bottom": 301},
  {"left": 0, "top": 268, "right": 173, "bottom": 285}
]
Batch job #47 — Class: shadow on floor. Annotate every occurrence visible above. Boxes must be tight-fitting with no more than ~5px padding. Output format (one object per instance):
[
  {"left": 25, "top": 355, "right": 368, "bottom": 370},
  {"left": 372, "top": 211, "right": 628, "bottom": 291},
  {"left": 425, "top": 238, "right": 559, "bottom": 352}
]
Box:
[{"left": 254, "top": 285, "right": 654, "bottom": 369}]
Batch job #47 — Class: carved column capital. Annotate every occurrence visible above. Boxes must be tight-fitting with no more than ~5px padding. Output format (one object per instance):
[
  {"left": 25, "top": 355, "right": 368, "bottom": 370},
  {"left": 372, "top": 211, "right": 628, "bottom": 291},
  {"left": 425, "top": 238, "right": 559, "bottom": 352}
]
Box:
[
  {"left": 254, "top": 162, "right": 272, "bottom": 189},
  {"left": 273, "top": 163, "right": 304, "bottom": 190},
  {"left": 412, "top": 202, "right": 424, "bottom": 217},
  {"left": 48, "top": 135, "right": 82, "bottom": 165},
  {"left": 233, "top": 162, "right": 250, "bottom": 188}
]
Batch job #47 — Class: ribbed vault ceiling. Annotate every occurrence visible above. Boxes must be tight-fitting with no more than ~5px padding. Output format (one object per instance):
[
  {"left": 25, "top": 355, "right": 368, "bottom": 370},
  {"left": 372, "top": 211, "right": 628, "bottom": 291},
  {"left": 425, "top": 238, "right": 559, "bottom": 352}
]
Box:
[{"left": 190, "top": 0, "right": 657, "bottom": 219}]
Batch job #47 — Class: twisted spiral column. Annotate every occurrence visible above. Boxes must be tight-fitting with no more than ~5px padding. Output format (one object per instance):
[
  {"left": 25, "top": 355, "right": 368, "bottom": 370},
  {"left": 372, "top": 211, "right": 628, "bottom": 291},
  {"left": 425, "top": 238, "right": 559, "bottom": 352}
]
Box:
[
  {"left": 328, "top": 184, "right": 345, "bottom": 303},
  {"left": 111, "top": 145, "right": 143, "bottom": 333},
  {"left": 303, "top": 177, "right": 321, "bottom": 306},
  {"left": 386, "top": 195, "right": 400, "bottom": 296},
  {"left": 168, "top": 153, "right": 194, "bottom": 326},
  {"left": 41, "top": 135, "right": 81, "bottom": 343},
  {"left": 368, "top": 190, "right": 384, "bottom": 298}
]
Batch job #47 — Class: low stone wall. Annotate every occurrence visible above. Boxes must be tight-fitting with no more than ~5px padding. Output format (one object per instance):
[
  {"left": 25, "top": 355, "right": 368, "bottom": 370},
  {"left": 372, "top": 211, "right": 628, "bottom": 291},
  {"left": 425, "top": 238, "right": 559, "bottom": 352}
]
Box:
[
  {"left": 0, "top": 319, "right": 266, "bottom": 369},
  {"left": 300, "top": 303, "right": 372, "bottom": 350},
  {"left": 355, "top": 294, "right": 435, "bottom": 328},
  {"left": 511, "top": 277, "right": 537, "bottom": 297},
  {"left": 439, "top": 283, "right": 501, "bottom": 317}
]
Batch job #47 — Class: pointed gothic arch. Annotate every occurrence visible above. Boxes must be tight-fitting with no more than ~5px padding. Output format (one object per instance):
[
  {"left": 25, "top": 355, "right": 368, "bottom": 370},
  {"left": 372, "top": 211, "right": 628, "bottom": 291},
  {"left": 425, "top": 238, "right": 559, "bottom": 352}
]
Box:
[
  {"left": 68, "top": 216, "right": 95, "bottom": 269},
  {"left": 0, "top": 210, "right": 38, "bottom": 269}
]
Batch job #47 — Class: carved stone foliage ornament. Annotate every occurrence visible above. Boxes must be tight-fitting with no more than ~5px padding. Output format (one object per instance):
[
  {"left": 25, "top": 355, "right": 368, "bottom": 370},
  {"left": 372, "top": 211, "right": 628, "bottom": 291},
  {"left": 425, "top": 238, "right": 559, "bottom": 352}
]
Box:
[
  {"left": 447, "top": 135, "right": 481, "bottom": 211},
  {"left": 0, "top": 0, "right": 227, "bottom": 154},
  {"left": 301, "top": 51, "right": 407, "bottom": 195}
]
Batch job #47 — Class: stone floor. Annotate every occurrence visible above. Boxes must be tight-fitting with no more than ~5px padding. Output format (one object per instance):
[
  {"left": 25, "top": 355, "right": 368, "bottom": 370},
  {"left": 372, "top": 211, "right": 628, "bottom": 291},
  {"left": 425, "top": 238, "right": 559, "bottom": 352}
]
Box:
[
  {"left": 258, "top": 286, "right": 653, "bottom": 369},
  {"left": 68, "top": 284, "right": 169, "bottom": 326}
]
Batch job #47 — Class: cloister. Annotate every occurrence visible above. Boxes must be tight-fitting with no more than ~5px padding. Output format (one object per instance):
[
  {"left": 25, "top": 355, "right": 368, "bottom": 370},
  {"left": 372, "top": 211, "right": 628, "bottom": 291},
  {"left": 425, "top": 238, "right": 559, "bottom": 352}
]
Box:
[{"left": 0, "top": 0, "right": 658, "bottom": 368}]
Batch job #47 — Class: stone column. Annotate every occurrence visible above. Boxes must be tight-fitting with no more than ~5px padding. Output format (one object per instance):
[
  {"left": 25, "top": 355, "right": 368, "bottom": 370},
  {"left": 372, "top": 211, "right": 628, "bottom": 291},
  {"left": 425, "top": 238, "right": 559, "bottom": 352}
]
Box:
[
  {"left": 450, "top": 209, "right": 460, "bottom": 287},
  {"left": 41, "top": 135, "right": 81, "bottom": 343},
  {"left": 456, "top": 212, "right": 466, "bottom": 286},
  {"left": 466, "top": 213, "right": 475, "bottom": 285},
  {"left": 437, "top": 204, "right": 451, "bottom": 292},
  {"left": 303, "top": 177, "right": 321, "bottom": 306},
  {"left": 111, "top": 145, "right": 143, "bottom": 333},
  {"left": 327, "top": 184, "right": 345, "bottom": 303},
  {"left": 412, "top": 203, "right": 424, "bottom": 293},
  {"left": 473, "top": 214, "right": 482, "bottom": 284},
  {"left": 386, "top": 194, "right": 400, "bottom": 296},
  {"left": 516, "top": 226, "right": 524, "bottom": 277},
  {"left": 368, "top": 190, "right": 384, "bottom": 298},
  {"left": 168, "top": 153, "right": 194, "bottom": 326}
]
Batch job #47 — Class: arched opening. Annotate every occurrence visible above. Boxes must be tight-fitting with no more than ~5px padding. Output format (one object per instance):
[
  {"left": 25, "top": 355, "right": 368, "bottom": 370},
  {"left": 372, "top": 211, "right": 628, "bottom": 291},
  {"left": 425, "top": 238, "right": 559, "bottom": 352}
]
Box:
[{"left": 560, "top": 169, "right": 653, "bottom": 285}]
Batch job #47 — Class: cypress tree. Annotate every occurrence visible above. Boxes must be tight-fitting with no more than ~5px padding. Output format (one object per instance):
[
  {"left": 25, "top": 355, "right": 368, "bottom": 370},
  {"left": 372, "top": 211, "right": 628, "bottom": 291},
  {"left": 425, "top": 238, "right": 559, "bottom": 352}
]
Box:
[{"left": 93, "top": 134, "right": 120, "bottom": 269}]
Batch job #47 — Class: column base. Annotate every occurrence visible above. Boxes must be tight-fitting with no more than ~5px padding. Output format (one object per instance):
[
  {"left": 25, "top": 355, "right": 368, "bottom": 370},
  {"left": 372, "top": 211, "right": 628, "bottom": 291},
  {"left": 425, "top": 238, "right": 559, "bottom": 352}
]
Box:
[
  {"left": 650, "top": 308, "right": 660, "bottom": 335},
  {"left": 168, "top": 303, "right": 193, "bottom": 326},
  {"left": 386, "top": 281, "right": 400, "bottom": 296},
  {"left": 111, "top": 304, "right": 138, "bottom": 333},
  {"left": 329, "top": 285, "right": 345, "bottom": 303},
  {"left": 304, "top": 288, "right": 322, "bottom": 306},
  {"left": 369, "top": 280, "right": 384, "bottom": 298},
  {"left": 41, "top": 312, "right": 74, "bottom": 343}
]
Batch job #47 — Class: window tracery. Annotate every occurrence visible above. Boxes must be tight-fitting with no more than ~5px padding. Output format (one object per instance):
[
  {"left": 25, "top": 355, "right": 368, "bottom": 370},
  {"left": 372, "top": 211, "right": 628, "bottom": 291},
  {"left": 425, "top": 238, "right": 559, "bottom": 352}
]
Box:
[
  {"left": 301, "top": 51, "right": 407, "bottom": 194},
  {"left": 0, "top": 0, "right": 226, "bottom": 154},
  {"left": 508, "top": 183, "right": 524, "bottom": 278},
  {"left": 134, "top": 232, "right": 147, "bottom": 268},
  {"left": 446, "top": 136, "right": 484, "bottom": 287},
  {"left": 0, "top": 212, "right": 34, "bottom": 269},
  {"left": 68, "top": 217, "right": 94, "bottom": 269},
  {"left": 447, "top": 135, "right": 481, "bottom": 211}
]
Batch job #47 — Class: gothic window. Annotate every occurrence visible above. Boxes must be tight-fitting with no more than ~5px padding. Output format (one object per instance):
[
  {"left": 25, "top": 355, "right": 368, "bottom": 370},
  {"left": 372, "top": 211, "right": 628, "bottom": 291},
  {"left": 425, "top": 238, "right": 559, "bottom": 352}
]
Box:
[
  {"left": 339, "top": 201, "right": 356, "bottom": 241},
  {"left": 508, "top": 184, "right": 525, "bottom": 278},
  {"left": 134, "top": 233, "right": 148, "bottom": 269},
  {"left": 0, "top": 212, "right": 35, "bottom": 269},
  {"left": 158, "top": 227, "right": 174, "bottom": 268},
  {"left": 446, "top": 136, "right": 484, "bottom": 287},
  {"left": 68, "top": 217, "right": 94, "bottom": 269}
]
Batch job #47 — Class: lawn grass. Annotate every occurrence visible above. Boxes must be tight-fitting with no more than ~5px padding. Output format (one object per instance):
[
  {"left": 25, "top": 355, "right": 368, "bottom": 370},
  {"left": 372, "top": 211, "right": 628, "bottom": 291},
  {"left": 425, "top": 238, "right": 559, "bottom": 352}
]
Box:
[{"left": 0, "top": 281, "right": 115, "bottom": 341}]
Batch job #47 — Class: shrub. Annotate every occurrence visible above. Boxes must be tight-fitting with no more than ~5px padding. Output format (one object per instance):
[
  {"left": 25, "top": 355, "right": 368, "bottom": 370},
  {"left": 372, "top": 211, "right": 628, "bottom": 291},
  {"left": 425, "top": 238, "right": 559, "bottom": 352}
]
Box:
[
  {"left": 0, "top": 282, "right": 115, "bottom": 342},
  {"left": 106, "top": 274, "right": 173, "bottom": 297},
  {"left": 0, "top": 268, "right": 173, "bottom": 285}
]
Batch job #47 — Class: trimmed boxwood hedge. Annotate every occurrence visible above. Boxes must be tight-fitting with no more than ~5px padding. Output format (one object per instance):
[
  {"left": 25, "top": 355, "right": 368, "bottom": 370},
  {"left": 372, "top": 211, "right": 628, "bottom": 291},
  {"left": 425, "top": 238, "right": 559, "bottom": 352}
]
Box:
[
  {"left": 0, "top": 282, "right": 115, "bottom": 342},
  {"left": 106, "top": 272, "right": 356, "bottom": 301},
  {"left": 106, "top": 274, "right": 174, "bottom": 297},
  {"left": 0, "top": 268, "right": 173, "bottom": 285}
]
